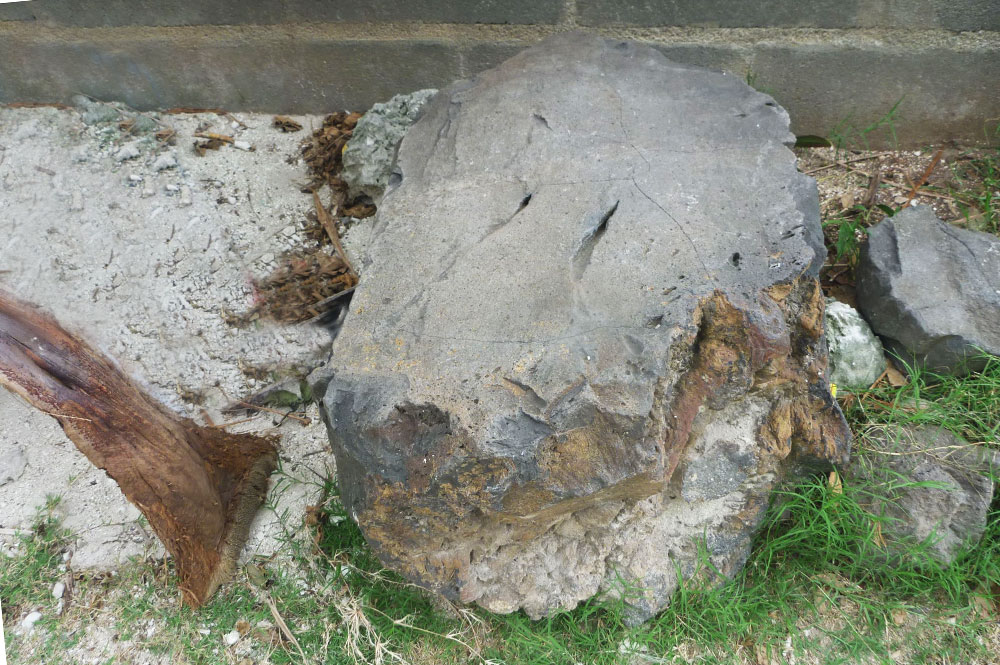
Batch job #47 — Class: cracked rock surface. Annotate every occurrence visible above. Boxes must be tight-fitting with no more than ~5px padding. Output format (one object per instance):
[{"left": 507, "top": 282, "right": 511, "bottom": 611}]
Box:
[
  {"left": 856, "top": 205, "right": 1000, "bottom": 375},
  {"left": 316, "top": 33, "right": 850, "bottom": 621}
]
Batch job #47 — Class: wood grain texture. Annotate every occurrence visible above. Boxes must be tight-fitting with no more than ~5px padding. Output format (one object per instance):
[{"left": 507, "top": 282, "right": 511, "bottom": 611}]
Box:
[{"left": 0, "top": 290, "right": 278, "bottom": 606}]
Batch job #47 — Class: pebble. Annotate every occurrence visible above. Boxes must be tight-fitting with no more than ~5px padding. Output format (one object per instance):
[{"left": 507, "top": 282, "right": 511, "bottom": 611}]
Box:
[
  {"left": 128, "top": 174, "right": 144, "bottom": 184},
  {"left": 233, "top": 140, "right": 253, "bottom": 151},
  {"left": 198, "top": 628, "right": 211, "bottom": 636},
  {"left": 165, "top": 184, "right": 180, "bottom": 193},
  {"left": 179, "top": 185, "right": 193, "bottom": 207},
  {"left": 141, "top": 188, "right": 155, "bottom": 198},
  {"left": 21, "top": 611, "right": 42, "bottom": 630},
  {"left": 152, "top": 152, "right": 178, "bottom": 171},
  {"left": 223, "top": 630, "right": 241, "bottom": 646},
  {"left": 114, "top": 142, "right": 141, "bottom": 162},
  {"left": 52, "top": 581, "right": 65, "bottom": 599}
]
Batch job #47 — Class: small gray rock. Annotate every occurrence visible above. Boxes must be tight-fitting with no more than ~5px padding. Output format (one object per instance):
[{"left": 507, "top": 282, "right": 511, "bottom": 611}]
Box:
[
  {"left": 78, "top": 98, "right": 121, "bottom": 125},
  {"left": 845, "top": 425, "right": 998, "bottom": 564},
  {"left": 856, "top": 206, "right": 1000, "bottom": 374},
  {"left": 114, "top": 141, "right": 141, "bottom": 162},
  {"left": 825, "top": 299, "right": 884, "bottom": 391},
  {"left": 152, "top": 152, "right": 178, "bottom": 171},
  {"left": 341, "top": 89, "right": 438, "bottom": 202},
  {"left": 0, "top": 444, "right": 28, "bottom": 486},
  {"left": 129, "top": 115, "right": 160, "bottom": 134}
]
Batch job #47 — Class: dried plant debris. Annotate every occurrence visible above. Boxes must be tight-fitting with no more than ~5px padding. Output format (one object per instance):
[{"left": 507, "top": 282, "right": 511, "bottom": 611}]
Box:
[
  {"left": 242, "top": 250, "right": 358, "bottom": 325},
  {"left": 299, "top": 111, "right": 377, "bottom": 219},
  {"left": 301, "top": 111, "right": 360, "bottom": 191},
  {"left": 273, "top": 115, "right": 303, "bottom": 133},
  {"left": 194, "top": 137, "right": 227, "bottom": 156}
]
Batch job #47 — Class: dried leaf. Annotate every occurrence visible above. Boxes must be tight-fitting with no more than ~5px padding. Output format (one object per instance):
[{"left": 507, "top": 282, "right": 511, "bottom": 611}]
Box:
[
  {"left": 828, "top": 470, "right": 842, "bottom": 494},
  {"left": 272, "top": 115, "right": 303, "bottom": 133},
  {"left": 971, "top": 589, "right": 997, "bottom": 619},
  {"left": 886, "top": 365, "right": 907, "bottom": 387}
]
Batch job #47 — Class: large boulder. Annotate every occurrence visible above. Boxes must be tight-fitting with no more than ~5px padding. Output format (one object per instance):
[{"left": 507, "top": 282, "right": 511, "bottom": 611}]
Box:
[
  {"left": 856, "top": 206, "right": 1000, "bottom": 374},
  {"left": 316, "top": 33, "right": 850, "bottom": 621}
]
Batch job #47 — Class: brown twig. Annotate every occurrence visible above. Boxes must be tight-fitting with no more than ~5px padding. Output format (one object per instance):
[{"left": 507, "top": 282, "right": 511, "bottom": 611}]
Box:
[
  {"left": 237, "top": 400, "right": 311, "bottom": 425},
  {"left": 840, "top": 164, "right": 959, "bottom": 202},
  {"left": 264, "top": 593, "right": 309, "bottom": 664},
  {"left": 862, "top": 168, "right": 882, "bottom": 207},
  {"left": 902, "top": 147, "right": 944, "bottom": 209},
  {"left": 803, "top": 151, "right": 895, "bottom": 174},
  {"left": 193, "top": 132, "right": 235, "bottom": 143},
  {"left": 312, "top": 191, "right": 356, "bottom": 278},
  {"left": 210, "top": 416, "right": 261, "bottom": 429}
]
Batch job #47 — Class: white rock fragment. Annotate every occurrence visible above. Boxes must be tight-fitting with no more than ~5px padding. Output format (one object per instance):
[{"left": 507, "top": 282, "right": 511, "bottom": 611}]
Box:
[
  {"left": 128, "top": 174, "right": 143, "bottom": 183},
  {"left": 223, "top": 630, "right": 241, "bottom": 646},
  {"left": 52, "top": 581, "right": 65, "bottom": 599},
  {"left": 114, "top": 142, "right": 141, "bottom": 162},
  {"left": 198, "top": 628, "right": 211, "bottom": 636},
  {"left": 232, "top": 140, "right": 253, "bottom": 151},
  {"left": 152, "top": 152, "right": 178, "bottom": 171},
  {"left": 141, "top": 188, "right": 155, "bottom": 198},
  {"left": 165, "top": 184, "right": 180, "bottom": 193},
  {"left": 179, "top": 185, "right": 193, "bottom": 207},
  {"left": 21, "top": 610, "right": 42, "bottom": 630},
  {"left": 825, "top": 299, "right": 884, "bottom": 391}
]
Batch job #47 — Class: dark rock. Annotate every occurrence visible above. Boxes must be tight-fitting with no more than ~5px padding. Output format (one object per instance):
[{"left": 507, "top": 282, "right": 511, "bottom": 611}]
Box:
[
  {"left": 856, "top": 205, "right": 1000, "bottom": 374},
  {"left": 844, "top": 425, "right": 998, "bottom": 564},
  {"left": 316, "top": 32, "right": 849, "bottom": 621}
]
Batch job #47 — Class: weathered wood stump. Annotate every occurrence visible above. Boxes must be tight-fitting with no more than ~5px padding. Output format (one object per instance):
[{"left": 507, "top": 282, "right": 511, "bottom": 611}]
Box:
[{"left": 0, "top": 290, "right": 277, "bottom": 606}]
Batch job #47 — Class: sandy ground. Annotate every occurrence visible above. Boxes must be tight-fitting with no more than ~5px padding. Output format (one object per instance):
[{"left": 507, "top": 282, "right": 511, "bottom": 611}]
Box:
[{"left": 0, "top": 103, "right": 347, "bottom": 570}]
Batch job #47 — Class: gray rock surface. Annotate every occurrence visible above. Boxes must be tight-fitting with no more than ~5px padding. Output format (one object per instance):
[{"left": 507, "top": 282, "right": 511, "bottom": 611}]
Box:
[
  {"left": 825, "top": 299, "right": 884, "bottom": 391},
  {"left": 341, "top": 88, "right": 438, "bottom": 202},
  {"left": 0, "top": 443, "right": 27, "bottom": 486},
  {"left": 856, "top": 205, "right": 1000, "bottom": 374},
  {"left": 316, "top": 33, "right": 849, "bottom": 621},
  {"left": 845, "top": 425, "right": 998, "bottom": 564}
]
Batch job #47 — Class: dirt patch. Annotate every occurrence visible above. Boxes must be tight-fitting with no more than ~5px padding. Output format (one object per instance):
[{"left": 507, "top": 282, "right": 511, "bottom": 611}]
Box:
[{"left": 0, "top": 104, "right": 345, "bottom": 572}]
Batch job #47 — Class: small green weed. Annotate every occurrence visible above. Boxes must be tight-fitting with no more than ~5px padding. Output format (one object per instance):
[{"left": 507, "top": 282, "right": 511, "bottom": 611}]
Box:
[{"left": 828, "top": 98, "right": 903, "bottom": 155}]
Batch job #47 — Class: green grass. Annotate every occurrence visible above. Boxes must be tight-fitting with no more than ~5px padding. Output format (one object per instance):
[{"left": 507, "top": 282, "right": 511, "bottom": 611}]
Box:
[
  {"left": 828, "top": 98, "right": 903, "bottom": 155},
  {"left": 945, "top": 145, "right": 1000, "bottom": 235},
  {"left": 3, "top": 357, "right": 998, "bottom": 665}
]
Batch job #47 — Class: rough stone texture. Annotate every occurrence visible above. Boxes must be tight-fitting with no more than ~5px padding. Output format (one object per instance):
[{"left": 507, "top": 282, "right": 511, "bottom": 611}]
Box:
[
  {"left": 0, "top": 443, "right": 27, "bottom": 486},
  {"left": 316, "top": 33, "right": 850, "bottom": 621},
  {"left": 845, "top": 425, "right": 999, "bottom": 564},
  {"left": 824, "top": 299, "right": 884, "bottom": 391},
  {"left": 576, "top": 0, "right": 1000, "bottom": 30},
  {"left": 856, "top": 206, "right": 1000, "bottom": 375},
  {"left": 342, "top": 89, "right": 438, "bottom": 202},
  {"left": 0, "top": 0, "right": 564, "bottom": 26}
]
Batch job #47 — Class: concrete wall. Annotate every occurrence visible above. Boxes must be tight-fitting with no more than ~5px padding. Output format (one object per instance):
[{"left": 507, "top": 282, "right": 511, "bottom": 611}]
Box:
[{"left": 1, "top": 1, "right": 998, "bottom": 145}]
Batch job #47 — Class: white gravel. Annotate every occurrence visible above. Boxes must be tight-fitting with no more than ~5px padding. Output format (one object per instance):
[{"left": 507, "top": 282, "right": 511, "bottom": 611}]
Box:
[{"left": 0, "top": 104, "right": 343, "bottom": 571}]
